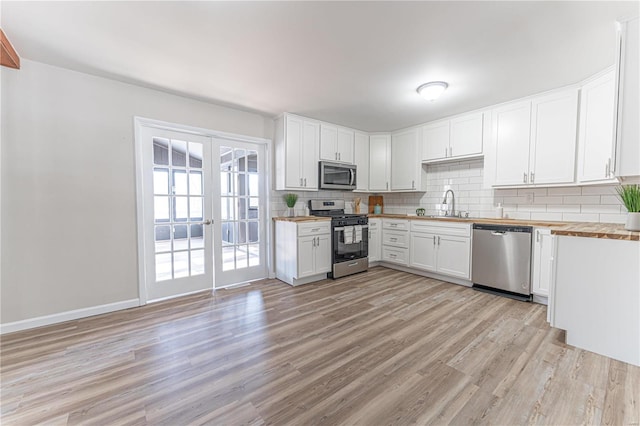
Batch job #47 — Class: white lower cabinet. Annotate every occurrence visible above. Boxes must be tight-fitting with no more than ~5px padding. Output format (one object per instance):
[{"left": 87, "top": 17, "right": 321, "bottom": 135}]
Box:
[
  {"left": 531, "top": 228, "right": 553, "bottom": 298},
  {"left": 552, "top": 236, "right": 640, "bottom": 366},
  {"left": 275, "top": 221, "right": 331, "bottom": 286},
  {"left": 409, "top": 221, "right": 471, "bottom": 279},
  {"left": 368, "top": 218, "right": 381, "bottom": 262},
  {"left": 381, "top": 219, "right": 409, "bottom": 265}
]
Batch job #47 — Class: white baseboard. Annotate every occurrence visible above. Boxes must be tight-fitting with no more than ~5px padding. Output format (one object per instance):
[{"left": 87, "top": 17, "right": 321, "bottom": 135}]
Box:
[{"left": 0, "top": 298, "right": 140, "bottom": 335}]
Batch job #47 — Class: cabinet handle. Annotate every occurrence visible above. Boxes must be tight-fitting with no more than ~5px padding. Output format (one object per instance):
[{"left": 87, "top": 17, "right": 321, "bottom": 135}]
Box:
[
  {"left": 523, "top": 172, "right": 527, "bottom": 184},
  {"left": 445, "top": 147, "right": 448, "bottom": 158},
  {"left": 390, "top": 237, "right": 397, "bottom": 242},
  {"left": 386, "top": 182, "right": 389, "bottom": 190},
  {"left": 339, "top": 152, "right": 341, "bottom": 161},
  {"left": 389, "top": 253, "right": 397, "bottom": 258},
  {"left": 438, "top": 236, "right": 441, "bottom": 245},
  {"left": 390, "top": 223, "right": 397, "bottom": 227},
  {"left": 412, "top": 180, "right": 415, "bottom": 189},
  {"left": 449, "top": 146, "right": 453, "bottom": 157},
  {"left": 536, "top": 230, "right": 540, "bottom": 243},
  {"left": 300, "top": 178, "right": 303, "bottom": 186},
  {"left": 316, "top": 237, "right": 320, "bottom": 246},
  {"left": 605, "top": 158, "right": 611, "bottom": 177},
  {"left": 433, "top": 236, "right": 436, "bottom": 247},
  {"left": 530, "top": 172, "right": 535, "bottom": 183},
  {"left": 304, "top": 178, "right": 307, "bottom": 187}
]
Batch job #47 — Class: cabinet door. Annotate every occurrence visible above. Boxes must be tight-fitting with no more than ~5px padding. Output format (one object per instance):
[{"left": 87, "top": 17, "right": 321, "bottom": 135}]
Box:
[
  {"left": 532, "top": 229, "right": 553, "bottom": 297},
  {"left": 616, "top": 17, "right": 640, "bottom": 177},
  {"left": 315, "top": 235, "right": 332, "bottom": 274},
  {"left": 578, "top": 70, "right": 616, "bottom": 182},
  {"left": 422, "top": 121, "right": 450, "bottom": 161},
  {"left": 354, "top": 132, "right": 369, "bottom": 191},
  {"left": 450, "top": 112, "right": 483, "bottom": 158},
  {"left": 285, "top": 116, "right": 303, "bottom": 189},
  {"left": 530, "top": 89, "right": 578, "bottom": 185},
  {"left": 409, "top": 233, "right": 437, "bottom": 271},
  {"left": 320, "top": 124, "right": 338, "bottom": 161},
  {"left": 436, "top": 235, "right": 471, "bottom": 279},
  {"left": 302, "top": 121, "right": 320, "bottom": 189},
  {"left": 493, "top": 101, "right": 532, "bottom": 186},
  {"left": 391, "top": 128, "right": 419, "bottom": 190},
  {"left": 297, "top": 236, "right": 316, "bottom": 278},
  {"left": 368, "top": 227, "right": 381, "bottom": 262},
  {"left": 337, "top": 128, "right": 355, "bottom": 164},
  {"left": 369, "top": 135, "right": 391, "bottom": 191}
]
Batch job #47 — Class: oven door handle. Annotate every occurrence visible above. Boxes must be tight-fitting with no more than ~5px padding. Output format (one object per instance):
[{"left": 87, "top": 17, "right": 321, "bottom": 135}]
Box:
[
  {"left": 350, "top": 168, "right": 355, "bottom": 186},
  {"left": 333, "top": 225, "right": 369, "bottom": 232}
]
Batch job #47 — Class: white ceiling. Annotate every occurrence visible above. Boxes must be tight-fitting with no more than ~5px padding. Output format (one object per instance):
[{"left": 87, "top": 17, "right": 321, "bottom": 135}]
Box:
[{"left": 2, "top": 1, "right": 638, "bottom": 132}]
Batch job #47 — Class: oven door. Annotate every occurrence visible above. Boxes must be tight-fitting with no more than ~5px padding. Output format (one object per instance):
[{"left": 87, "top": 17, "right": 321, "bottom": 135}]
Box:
[
  {"left": 333, "top": 225, "right": 369, "bottom": 263},
  {"left": 320, "top": 162, "right": 356, "bottom": 190}
]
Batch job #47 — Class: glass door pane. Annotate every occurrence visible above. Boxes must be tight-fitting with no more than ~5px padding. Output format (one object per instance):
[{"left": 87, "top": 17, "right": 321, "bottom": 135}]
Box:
[
  {"left": 213, "top": 141, "right": 266, "bottom": 287},
  {"left": 140, "top": 126, "right": 213, "bottom": 302}
]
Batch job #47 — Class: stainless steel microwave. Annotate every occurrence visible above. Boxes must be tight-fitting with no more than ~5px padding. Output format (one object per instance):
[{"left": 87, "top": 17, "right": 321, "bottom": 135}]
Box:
[{"left": 319, "top": 161, "right": 357, "bottom": 190}]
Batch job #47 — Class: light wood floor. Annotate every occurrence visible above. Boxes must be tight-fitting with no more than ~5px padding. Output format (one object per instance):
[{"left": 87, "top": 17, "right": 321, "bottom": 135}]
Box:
[{"left": 1, "top": 267, "right": 639, "bottom": 425}]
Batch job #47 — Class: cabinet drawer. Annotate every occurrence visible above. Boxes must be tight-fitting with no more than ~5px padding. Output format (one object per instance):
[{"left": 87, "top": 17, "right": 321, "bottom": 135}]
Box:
[
  {"left": 382, "top": 219, "right": 409, "bottom": 231},
  {"left": 297, "top": 222, "right": 331, "bottom": 237},
  {"left": 382, "top": 246, "right": 409, "bottom": 265},
  {"left": 410, "top": 220, "right": 471, "bottom": 237},
  {"left": 382, "top": 230, "right": 409, "bottom": 248},
  {"left": 368, "top": 219, "right": 380, "bottom": 229}
]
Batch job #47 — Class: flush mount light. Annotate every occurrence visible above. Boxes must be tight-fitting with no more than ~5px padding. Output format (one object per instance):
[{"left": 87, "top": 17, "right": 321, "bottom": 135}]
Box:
[{"left": 417, "top": 81, "right": 449, "bottom": 101}]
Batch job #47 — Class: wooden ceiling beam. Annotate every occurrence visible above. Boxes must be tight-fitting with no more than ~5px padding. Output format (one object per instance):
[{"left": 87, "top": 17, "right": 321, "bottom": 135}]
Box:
[{"left": 1, "top": 29, "right": 20, "bottom": 69}]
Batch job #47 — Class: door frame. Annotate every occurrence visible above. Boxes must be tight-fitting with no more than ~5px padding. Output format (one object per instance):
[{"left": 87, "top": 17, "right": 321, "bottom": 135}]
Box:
[{"left": 134, "top": 117, "right": 272, "bottom": 305}]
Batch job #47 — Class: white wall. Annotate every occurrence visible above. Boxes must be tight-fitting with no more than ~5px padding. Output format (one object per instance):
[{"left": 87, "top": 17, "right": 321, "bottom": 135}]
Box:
[{"left": 1, "top": 59, "right": 272, "bottom": 325}]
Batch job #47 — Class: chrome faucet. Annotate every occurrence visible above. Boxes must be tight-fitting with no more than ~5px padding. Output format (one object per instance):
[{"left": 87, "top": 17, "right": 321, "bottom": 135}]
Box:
[{"left": 442, "top": 189, "right": 455, "bottom": 217}]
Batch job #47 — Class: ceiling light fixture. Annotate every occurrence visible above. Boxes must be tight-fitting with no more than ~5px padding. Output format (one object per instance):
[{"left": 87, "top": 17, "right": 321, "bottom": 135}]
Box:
[{"left": 417, "top": 81, "right": 449, "bottom": 101}]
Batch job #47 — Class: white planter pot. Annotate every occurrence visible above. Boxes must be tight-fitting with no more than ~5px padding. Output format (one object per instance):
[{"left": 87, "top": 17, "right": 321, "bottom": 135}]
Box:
[{"left": 625, "top": 212, "right": 640, "bottom": 231}]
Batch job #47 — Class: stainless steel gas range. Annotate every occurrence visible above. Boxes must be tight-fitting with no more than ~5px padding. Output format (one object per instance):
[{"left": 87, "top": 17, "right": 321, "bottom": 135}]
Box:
[{"left": 308, "top": 199, "right": 369, "bottom": 279}]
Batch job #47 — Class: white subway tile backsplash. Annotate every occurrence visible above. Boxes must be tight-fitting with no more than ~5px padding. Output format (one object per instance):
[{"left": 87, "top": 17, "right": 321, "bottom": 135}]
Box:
[
  {"left": 547, "top": 204, "right": 581, "bottom": 213},
  {"left": 600, "top": 195, "right": 621, "bottom": 205},
  {"left": 548, "top": 187, "right": 583, "bottom": 195},
  {"left": 272, "top": 165, "right": 627, "bottom": 224},
  {"left": 562, "top": 213, "right": 600, "bottom": 222},
  {"left": 581, "top": 204, "right": 621, "bottom": 213},
  {"left": 599, "top": 213, "right": 627, "bottom": 224},
  {"left": 563, "top": 195, "right": 601, "bottom": 204},
  {"left": 530, "top": 212, "right": 563, "bottom": 221}
]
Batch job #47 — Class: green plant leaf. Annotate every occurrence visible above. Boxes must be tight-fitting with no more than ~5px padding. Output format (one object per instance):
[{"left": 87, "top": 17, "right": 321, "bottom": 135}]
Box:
[{"left": 616, "top": 184, "right": 640, "bottom": 213}]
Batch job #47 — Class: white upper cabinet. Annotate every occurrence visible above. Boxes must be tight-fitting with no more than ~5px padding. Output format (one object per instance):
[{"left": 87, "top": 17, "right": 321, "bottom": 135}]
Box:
[
  {"left": 529, "top": 89, "right": 579, "bottom": 185},
  {"left": 493, "top": 88, "right": 578, "bottom": 187},
  {"left": 354, "top": 131, "right": 369, "bottom": 191},
  {"left": 320, "top": 124, "right": 354, "bottom": 163},
  {"left": 422, "top": 121, "right": 450, "bottom": 161},
  {"left": 369, "top": 134, "right": 391, "bottom": 191},
  {"left": 577, "top": 69, "right": 617, "bottom": 183},
  {"left": 449, "top": 112, "right": 484, "bottom": 158},
  {"left": 320, "top": 124, "right": 338, "bottom": 161},
  {"left": 422, "top": 112, "right": 484, "bottom": 162},
  {"left": 274, "top": 113, "right": 319, "bottom": 191},
  {"left": 337, "top": 128, "right": 355, "bottom": 164},
  {"left": 391, "top": 128, "right": 422, "bottom": 191},
  {"left": 615, "top": 17, "right": 639, "bottom": 178},
  {"left": 493, "top": 100, "right": 532, "bottom": 186}
]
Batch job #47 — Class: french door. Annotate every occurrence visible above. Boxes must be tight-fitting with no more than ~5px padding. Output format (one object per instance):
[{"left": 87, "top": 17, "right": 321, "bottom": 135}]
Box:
[
  {"left": 212, "top": 138, "right": 268, "bottom": 287},
  {"left": 137, "top": 122, "right": 268, "bottom": 302}
]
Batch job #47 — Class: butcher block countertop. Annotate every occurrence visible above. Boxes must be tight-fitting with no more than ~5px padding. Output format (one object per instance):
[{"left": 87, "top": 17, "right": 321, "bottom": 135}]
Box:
[
  {"left": 368, "top": 214, "right": 639, "bottom": 241},
  {"left": 272, "top": 216, "right": 331, "bottom": 223}
]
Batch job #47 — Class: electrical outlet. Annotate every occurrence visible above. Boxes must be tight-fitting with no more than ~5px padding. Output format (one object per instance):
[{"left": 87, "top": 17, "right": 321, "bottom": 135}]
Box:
[{"left": 526, "top": 193, "right": 534, "bottom": 203}]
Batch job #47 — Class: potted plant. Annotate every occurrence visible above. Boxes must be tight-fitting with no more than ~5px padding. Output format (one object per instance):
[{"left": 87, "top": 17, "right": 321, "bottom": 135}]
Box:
[
  {"left": 283, "top": 193, "right": 298, "bottom": 217},
  {"left": 616, "top": 184, "right": 640, "bottom": 231}
]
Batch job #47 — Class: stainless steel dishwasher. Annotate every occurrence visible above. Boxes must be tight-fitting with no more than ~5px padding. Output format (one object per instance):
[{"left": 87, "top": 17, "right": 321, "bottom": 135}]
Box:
[{"left": 472, "top": 223, "right": 533, "bottom": 301}]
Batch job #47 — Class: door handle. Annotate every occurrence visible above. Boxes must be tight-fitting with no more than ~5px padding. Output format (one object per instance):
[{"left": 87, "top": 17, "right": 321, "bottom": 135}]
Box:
[
  {"left": 203, "top": 219, "right": 212, "bottom": 226},
  {"left": 491, "top": 231, "right": 507, "bottom": 236},
  {"left": 350, "top": 169, "right": 355, "bottom": 186}
]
